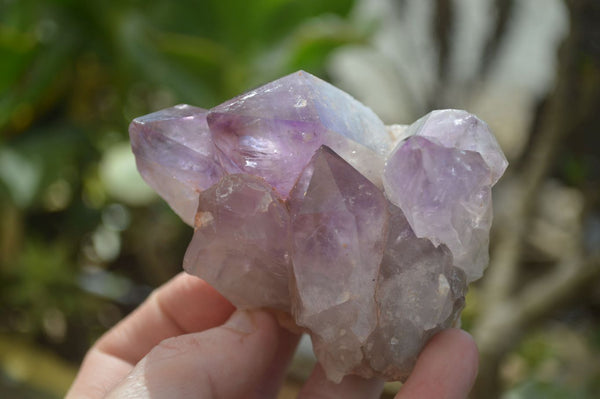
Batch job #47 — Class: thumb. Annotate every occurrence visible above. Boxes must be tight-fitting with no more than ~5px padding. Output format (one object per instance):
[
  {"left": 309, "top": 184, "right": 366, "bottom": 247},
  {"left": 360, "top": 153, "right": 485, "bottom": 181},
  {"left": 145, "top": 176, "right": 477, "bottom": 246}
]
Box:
[{"left": 105, "top": 309, "right": 280, "bottom": 399}]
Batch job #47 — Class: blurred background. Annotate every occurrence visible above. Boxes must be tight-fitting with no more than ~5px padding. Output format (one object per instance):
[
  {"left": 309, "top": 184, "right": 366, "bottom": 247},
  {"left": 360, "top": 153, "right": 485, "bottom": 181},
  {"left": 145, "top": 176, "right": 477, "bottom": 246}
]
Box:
[{"left": 1, "top": 0, "right": 599, "bottom": 397}]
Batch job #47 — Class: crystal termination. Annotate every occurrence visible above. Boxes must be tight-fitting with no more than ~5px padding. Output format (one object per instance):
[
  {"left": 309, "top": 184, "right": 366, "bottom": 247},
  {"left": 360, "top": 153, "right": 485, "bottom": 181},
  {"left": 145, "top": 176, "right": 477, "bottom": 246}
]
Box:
[{"left": 129, "top": 70, "right": 507, "bottom": 382}]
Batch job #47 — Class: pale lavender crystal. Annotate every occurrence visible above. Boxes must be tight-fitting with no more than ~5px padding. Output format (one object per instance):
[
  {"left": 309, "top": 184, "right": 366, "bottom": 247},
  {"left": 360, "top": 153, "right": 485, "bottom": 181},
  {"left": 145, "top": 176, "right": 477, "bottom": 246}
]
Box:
[
  {"left": 207, "top": 71, "right": 388, "bottom": 196},
  {"left": 362, "top": 203, "right": 466, "bottom": 380},
  {"left": 288, "top": 147, "right": 387, "bottom": 382},
  {"left": 182, "top": 174, "right": 291, "bottom": 310},
  {"left": 129, "top": 71, "right": 508, "bottom": 384},
  {"left": 129, "top": 104, "right": 224, "bottom": 225},
  {"left": 406, "top": 109, "right": 508, "bottom": 183},
  {"left": 384, "top": 136, "right": 493, "bottom": 282}
]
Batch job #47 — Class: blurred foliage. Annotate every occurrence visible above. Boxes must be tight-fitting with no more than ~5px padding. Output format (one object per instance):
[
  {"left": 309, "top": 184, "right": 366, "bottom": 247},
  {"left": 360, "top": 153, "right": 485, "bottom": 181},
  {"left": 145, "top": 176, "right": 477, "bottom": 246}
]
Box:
[
  {"left": 502, "top": 322, "right": 600, "bottom": 398},
  {"left": 0, "top": 0, "right": 365, "bottom": 396},
  {"left": 0, "top": 0, "right": 363, "bottom": 139}
]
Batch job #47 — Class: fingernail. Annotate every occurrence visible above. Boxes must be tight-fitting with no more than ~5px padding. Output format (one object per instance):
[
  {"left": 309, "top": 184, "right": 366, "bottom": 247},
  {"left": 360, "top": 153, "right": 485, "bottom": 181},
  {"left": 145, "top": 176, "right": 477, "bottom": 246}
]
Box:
[{"left": 224, "top": 310, "right": 256, "bottom": 334}]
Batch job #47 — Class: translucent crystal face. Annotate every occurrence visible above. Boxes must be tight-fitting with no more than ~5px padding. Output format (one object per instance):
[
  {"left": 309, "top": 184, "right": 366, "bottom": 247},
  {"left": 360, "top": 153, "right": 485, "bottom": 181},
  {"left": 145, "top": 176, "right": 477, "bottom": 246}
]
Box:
[
  {"left": 129, "top": 70, "right": 507, "bottom": 382},
  {"left": 129, "top": 104, "right": 224, "bottom": 225}
]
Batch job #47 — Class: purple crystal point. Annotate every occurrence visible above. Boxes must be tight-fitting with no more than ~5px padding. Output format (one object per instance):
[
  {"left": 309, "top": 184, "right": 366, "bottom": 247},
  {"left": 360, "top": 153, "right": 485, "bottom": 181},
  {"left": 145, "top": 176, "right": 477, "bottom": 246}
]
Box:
[
  {"left": 363, "top": 203, "right": 466, "bottom": 380},
  {"left": 384, "top": 135, "right": 493, "bottom": 282},
  {"left": 129, "top": 104, "right": 224, "bottom": 225},
  {"left": 207, "top": 71, "right": 389, "bottom": 196},
  {"left": 288, "top": 146, "right": 388, "bottom": 382},
  {"left": 406, "top": 109, "right": 508, "bottom": 183},
  {"left": 183, "top": 174, "right": 291, "bottom": 310}
]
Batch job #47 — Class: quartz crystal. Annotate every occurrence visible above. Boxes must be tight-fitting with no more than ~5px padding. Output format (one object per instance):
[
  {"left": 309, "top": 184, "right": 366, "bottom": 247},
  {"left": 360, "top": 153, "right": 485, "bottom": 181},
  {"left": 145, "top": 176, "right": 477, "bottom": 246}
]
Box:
[
  {"left": 130, "top": 104, "right": 223, "bottom": 225},
  {"left": 129, "top": 70, "right": 507, "bottom": 382},
  {"left": 405, "top": 109, "right": 508, "bottom": 184},
  {"left": 362, "top": 202, "right": 466, "bottom": 380},
  {"left": 288, "top": 147, "right": 387, "bottom": 382},
  {"left": 183, "top": 173, "right": 291, "bottom": 310},
  {"left": 383, "top": 136, "right": 494, "bottom": 282},
  {"left": 207, "top": 70, "right": 388, "bottom": 196}
]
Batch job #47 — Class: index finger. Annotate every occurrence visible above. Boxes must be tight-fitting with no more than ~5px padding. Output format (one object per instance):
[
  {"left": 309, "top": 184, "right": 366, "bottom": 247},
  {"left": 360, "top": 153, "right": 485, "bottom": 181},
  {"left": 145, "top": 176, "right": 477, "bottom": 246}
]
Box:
[
  {"left": 96, "top": 272, "right": 235, "bottom": 364},
  {"left": 67, "top": 272, "right": 235, "bottom": 398}
]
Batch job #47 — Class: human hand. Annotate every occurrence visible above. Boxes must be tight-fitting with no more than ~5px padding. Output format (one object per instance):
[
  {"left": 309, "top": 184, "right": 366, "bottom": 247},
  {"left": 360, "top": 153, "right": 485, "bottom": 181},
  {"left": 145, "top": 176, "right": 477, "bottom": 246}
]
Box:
[{"left": 67, "top": 272, "right": 479, "bottom": 399}]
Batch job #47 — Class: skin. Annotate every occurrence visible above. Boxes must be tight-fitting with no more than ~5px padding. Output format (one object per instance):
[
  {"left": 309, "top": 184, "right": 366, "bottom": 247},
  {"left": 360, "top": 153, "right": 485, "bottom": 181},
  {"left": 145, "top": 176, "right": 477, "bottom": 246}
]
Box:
[{"left": 67, "top": 272, "right": 479, "bottom": 399}]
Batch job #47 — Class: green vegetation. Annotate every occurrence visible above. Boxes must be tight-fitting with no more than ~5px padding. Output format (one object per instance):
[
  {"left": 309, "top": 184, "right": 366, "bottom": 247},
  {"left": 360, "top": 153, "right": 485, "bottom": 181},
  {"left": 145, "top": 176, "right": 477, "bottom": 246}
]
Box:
[{"left": 0, "top": 0, "right": 364, "bottom": 396}]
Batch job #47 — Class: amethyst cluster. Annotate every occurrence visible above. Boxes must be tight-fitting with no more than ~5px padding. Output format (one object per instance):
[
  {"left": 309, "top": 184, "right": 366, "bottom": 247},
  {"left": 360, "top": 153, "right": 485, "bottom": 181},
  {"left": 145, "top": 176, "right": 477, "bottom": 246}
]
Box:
[{"left": 129, "top": 71, "right": 507, "bottom": 382}]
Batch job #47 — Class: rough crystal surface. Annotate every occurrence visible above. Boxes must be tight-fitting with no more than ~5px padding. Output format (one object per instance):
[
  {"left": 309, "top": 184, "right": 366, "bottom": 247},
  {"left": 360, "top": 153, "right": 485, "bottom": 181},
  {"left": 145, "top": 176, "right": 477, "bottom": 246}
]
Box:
[
  {"left": 129, "top": 104, "right": 223, "bottom": 225},
  {"left": 129, "top": 70, "right": 507, "bottom": 383},
  {"left": 183, "top": 174, "right": 291, "bottom": 310},
  {"left": 384, "top": 136, "right": 493, "bottom": 282},
  {"left": 288, "top": 147, "right": 387, "bottom": 382},
  {"left": 362, "top": 202, "right": 466, "bottom": 380},
  {"left": 207, "top": 71, "right": 388, "bottom": 196},
  {"left": 405, "top": 109, "right": 508, "bottom": 183}
]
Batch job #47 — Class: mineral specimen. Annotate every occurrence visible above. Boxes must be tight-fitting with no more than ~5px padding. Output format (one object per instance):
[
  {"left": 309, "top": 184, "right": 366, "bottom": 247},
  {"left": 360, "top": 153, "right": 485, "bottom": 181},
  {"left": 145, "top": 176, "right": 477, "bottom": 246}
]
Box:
[
  {"left": 183, "top": 173, "right": 292, "bottom": 311},
  {"left": 384, "top": 135, "right": 495, "bottom": 282},
  {"left": 130, "top": 104, "right": 223, "bottom": 225},
  {"left": 129, "top": 70, "right": 507, "bottom": 382},
  {"left": 288, "top": 147, "right": 387, "bottom": 382}
]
